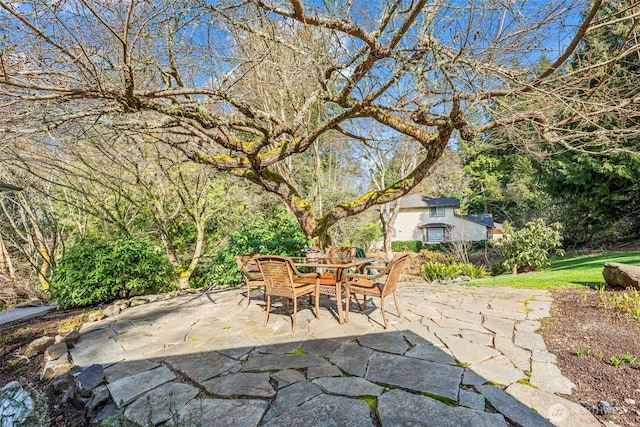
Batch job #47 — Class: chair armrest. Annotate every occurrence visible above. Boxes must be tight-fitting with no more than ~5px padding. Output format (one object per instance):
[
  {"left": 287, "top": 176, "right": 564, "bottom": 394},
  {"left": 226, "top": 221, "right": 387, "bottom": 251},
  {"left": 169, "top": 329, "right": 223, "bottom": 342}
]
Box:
[
  {"left": 295, "top": 270, "right": 320, "bottom": 279},
  {"left": 344, "top": 271, "right": 385, "bottom": 281}
]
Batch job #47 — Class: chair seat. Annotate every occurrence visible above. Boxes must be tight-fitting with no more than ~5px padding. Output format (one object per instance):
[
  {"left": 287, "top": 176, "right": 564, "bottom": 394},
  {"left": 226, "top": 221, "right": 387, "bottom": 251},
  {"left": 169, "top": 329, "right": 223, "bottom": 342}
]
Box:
[{"left": 346, "top": 280, "right": 383, "bottom": 297}]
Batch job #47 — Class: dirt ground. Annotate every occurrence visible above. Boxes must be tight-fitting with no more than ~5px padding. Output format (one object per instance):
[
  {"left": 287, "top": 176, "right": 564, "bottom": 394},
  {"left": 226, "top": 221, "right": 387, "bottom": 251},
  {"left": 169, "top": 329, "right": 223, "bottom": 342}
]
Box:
[{"left": 2, "top": 287, "right": 640, "bottom": 426}]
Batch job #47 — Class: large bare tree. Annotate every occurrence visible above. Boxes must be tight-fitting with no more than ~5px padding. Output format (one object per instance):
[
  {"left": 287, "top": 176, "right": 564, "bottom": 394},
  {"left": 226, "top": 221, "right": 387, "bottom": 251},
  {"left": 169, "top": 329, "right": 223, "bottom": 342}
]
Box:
[{"left": 1, "top": 0, "right": 638, "bottom": 244}]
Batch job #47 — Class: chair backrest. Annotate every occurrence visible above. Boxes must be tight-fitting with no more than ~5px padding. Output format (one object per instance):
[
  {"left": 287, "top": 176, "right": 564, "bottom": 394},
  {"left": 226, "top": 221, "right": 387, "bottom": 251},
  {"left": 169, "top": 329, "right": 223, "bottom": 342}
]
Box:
[
  {"left": 325, "top": 246, "right": 356, "bottom": 260},
  {"left": 234, "top": 254, "right": 263, "bottom": 282},
  {"left": 380, "top": 254, "right": 410, "bottom": 296},
  {"left": 255, "top": 256, "right": 297, "bottom": 299}
]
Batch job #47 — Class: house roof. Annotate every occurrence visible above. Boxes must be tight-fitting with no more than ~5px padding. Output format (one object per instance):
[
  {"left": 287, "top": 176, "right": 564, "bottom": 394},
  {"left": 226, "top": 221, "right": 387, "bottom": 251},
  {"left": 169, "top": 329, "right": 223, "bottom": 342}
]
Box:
[
  {"left": 400, "top": 195, "right": 460, "bottom": 209},
  {"left": 464, "top": 213, "right": 495, "bottom": 228},
  {"left": 418, "top": 223, "right": 454, "bottom": 228},
  {"left": 0, "top": 181, "right": 22, "bottom": 191}
]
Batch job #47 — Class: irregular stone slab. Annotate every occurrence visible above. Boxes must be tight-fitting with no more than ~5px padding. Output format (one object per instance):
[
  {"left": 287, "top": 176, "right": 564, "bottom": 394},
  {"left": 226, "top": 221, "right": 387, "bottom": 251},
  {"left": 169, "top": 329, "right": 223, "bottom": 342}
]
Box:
[
  {"left": 477, "top": 384, "right": 553, "bottom": 427},
  {"left": 264, "top": 394, "right": 374, "bottom": 427},
  {"left": 313, "top": 377, "right": 384, "bottom": 397},
  {"left": 176, "top": 398, "right": 268, "bottom": 427},
  {"left": 378, "top": 389, "right": 506, "bottom": 427},
  {"left": 493, "top": 335, "right": 531, "bottom": 371},
  {"left": 459, "top": 329, "right": 493, "bottom": 346},
  {"left": 482, "top": 317, "right": 515, "bottom": 338},
  {"left": 69, "top": 338, "right": 124, "bottom": 369},
  {"left": 530, "top": 361, "right": 575, "bottom": 394},
  {"left": 300, "top": 338, "right": 342, "bottom": 358},
  {"left": 75, "top": 364, "right": 105, "bottom": 397},
  {"left": 263, "top": 380, "right": 323, "bottom": 423},
  {"left": 202, "top": 334, "right": 257, "bottom": 360},
  {"left": 432, "top": 317, "right": 488, "bottom": 333},
  {"left": 124, "top": 382, "right": 199, "bottom": 426},
  {"left": 506, "top": 383, "right": 602, "bottom": 427},
  {"left": 307, "top": 365, "right": 342, "bottom": 379},
  {"left": 439, "top": 335, "right": 500, "bottom": 365},
  {"left": 469, "top": 355, "right": 525, "bottom": 386},
  {"left": 357, "top": 331, "right": 409, "bottom": 355},
  {"left": 481, "top": 308, "right": 527, "bottom": 321},
  {"left": 76, "top": 326, "right": 116, "bottom": 344},
  {"left": 165, "top": 351, "right": 239, "bottom": 382},
  {"left": 242, "top": 353, "right": 328, "bottom": 371},
  {"left": 271, "top": 369, "right": 306, "bottom": 389},
  {"left": 513, "top": 330, "right": 547, "bottom": 351},
  {"left": 107, "top": 366, "right": 175, "bottom": 407},
  {"left": 365, "top": 352, "right": 462, "bottom": 401},
  {"left": 531, "top": 349, "right": 557, "bottom": 363},
  {"left": 459, "top": 389, "right": 485, "bottom": 411},
  {"left": 462, "top": 369, "right": 487, "bottom": 386},
  {"left": 441, "top": 308, "right": 483, "bottom": 325},
  {"left": 103, "top": 359, "right": 160, "bottom": 383},
  {"left": 201, "top": 373, "right": 275, "bottom": 398},
  {"left": 405, "top": 343, "right": 456, "bottom": 365},
  {"left": 116, "top": 333, "right": 162, "bottom": 352},
  {"left": 329, "top": 342, "right": 374, "bottom": 377}
]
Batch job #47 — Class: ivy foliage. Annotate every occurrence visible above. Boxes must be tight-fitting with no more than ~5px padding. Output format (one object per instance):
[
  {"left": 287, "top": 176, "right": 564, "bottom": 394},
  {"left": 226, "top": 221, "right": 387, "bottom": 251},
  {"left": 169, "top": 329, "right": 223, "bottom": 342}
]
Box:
[
  {"left": 492, "top": 219, "right": 565, "bottom": 275},
  {"left": 50, "top": 237, "right": 176, "bottom": 308}
]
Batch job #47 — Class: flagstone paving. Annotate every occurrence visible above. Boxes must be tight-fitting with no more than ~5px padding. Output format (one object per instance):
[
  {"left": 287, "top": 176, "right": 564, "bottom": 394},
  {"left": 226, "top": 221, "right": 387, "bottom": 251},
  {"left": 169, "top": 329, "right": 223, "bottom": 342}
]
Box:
[{"left": 68, "top": 282, "right": 601, "bottom": 426}]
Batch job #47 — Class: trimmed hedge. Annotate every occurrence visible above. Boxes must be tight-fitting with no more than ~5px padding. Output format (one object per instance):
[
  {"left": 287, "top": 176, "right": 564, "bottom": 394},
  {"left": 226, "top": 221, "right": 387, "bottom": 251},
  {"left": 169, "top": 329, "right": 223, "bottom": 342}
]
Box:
[{"left": 391, "top": 240, "right": 422, "bottom": 252}]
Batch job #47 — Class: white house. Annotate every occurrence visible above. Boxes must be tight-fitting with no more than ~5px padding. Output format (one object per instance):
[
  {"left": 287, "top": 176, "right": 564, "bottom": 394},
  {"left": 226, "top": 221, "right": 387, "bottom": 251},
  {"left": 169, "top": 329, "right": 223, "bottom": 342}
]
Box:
[{"left": 393, "top": 195, "right": 501, "bottom": 244}]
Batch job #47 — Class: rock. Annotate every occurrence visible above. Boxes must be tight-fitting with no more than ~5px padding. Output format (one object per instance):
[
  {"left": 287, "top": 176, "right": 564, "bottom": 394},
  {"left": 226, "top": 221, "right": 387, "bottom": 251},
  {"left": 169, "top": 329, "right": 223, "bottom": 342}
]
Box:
[
  {"left": 60, "top": 330, "right": 80, "bottom": 345},
  {"left": 0, "top": 381, "right": 35, "bottom": 425},
  {"left": 603, "top": 262, "right": 640, "bottom": 289},
  {"left": 74, "top": 364, "right": 105, "bottom": 397},
  {"left": 41, "top": 356, "right": 73, "bottom": 381},
  {"left": 86, "top": 311, "right": 106, "bottom": 322},
  {"left": 23, "top": 336, "right": 55, "bottom": 358},
  {"left": 44, "top": 342, "right": 69, "bottom": 361},
  {"left": 51, "top": 373, "right": 71, "bottom": 394},
  {"left": 85, "top": 385, "right": 110, "bottom": 419},
  {"left": 102, "top": 304, "right": 122, "bottom": 317}
]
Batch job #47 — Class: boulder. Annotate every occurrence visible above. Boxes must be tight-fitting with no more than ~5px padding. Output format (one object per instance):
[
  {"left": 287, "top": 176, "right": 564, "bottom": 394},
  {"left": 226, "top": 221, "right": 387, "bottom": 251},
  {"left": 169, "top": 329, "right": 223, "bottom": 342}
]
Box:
[{"left": 603, "top": 262, "right": 640, "bottom": 290}]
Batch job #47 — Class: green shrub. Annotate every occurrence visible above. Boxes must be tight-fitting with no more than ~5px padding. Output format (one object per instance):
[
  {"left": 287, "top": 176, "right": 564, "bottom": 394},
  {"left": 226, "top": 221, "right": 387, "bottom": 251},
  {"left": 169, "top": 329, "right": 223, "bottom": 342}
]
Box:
[
  {"left": 423, "top": 242, "right": 453, "bottom": 252},
  {"left": 421, "top": 250, "right": 456, "bottom": 265},
  {"left": 457, "top": 263, "right": 489, "bottom": 278},
  {"left": 420, "top": 261, "right": 460, "bottom": 281},
  {"left": 492, "top": 219, "right": 564, "bottom": 275},
  {"left": 191, "top": 208, "right": 306, "bottom": 287},
  {"left": 50, "top": 237, "right": 176, "bottom": 308},
  {"left": 391, "top": 240, "right": 422, "bottom": 252},
  {"left": 419, "top": 260, "right": 489, "bottom": 281}
]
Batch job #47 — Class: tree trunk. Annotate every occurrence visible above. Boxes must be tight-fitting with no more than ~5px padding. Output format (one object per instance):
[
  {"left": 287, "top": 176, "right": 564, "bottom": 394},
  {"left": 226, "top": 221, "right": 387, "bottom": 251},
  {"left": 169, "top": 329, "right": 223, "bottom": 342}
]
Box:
[{"left": 512, "top": 265, "right": 518, "bottom": 275}]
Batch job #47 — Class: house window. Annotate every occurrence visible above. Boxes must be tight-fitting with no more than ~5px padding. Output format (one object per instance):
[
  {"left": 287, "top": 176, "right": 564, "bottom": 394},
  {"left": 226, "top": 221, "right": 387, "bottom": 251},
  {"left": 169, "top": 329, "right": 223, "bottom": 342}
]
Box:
[
  {"left": 430, "top": 206, "right": 444, "bottom": 217},
  {"left": 428, "top": 228, "right": 444, "bottom": 242},
  {"left": 486, "top": 229, "right": 493, "bottom": 239}
]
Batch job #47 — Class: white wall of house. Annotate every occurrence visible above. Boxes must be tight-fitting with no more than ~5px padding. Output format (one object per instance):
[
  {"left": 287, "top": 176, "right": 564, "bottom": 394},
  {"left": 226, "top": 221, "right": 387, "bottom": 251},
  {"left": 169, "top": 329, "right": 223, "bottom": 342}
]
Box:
[{"left": 394, "top": 206, "right": 490, "bottom": 243}]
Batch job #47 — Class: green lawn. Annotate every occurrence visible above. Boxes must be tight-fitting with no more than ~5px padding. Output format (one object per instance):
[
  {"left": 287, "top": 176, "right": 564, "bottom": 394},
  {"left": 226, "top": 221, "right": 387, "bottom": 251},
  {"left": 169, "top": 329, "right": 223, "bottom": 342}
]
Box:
[{"left": 467, "top": 251, "right": 640, "bottom": 289}]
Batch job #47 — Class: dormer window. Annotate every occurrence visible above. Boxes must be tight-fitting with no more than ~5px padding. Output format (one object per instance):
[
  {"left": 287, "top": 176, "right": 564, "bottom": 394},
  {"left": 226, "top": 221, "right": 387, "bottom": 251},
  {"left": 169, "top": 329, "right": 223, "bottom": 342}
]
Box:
[{"left": 429, "top": 206, "right": 444, "bottom": 217}]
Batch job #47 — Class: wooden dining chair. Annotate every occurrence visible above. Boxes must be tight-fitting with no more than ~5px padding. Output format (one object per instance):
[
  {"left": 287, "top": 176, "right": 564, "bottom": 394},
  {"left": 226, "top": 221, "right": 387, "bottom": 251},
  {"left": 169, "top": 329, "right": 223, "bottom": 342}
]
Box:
[
  {"left": 343, "top": 254, "right": 409, "bottom": 329},
  {"left": 234, "top": 254, "right": 265, "bottom": 308},
  {"left": 256, "top": 256, "right": 319, "bottom": 332}
]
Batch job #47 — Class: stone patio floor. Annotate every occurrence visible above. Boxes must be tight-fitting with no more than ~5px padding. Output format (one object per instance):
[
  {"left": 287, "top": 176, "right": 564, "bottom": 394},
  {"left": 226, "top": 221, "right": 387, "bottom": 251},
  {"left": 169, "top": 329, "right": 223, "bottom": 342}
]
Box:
[{"left": 67, "top": 282, "right": 603, "bottom": 426}]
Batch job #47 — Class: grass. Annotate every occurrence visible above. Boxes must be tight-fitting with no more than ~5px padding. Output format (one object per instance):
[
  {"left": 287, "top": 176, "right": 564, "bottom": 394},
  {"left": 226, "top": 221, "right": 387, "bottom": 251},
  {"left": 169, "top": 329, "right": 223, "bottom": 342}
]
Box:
[{"left": 467, "top": 250, "right": 640, "bottom": 289}]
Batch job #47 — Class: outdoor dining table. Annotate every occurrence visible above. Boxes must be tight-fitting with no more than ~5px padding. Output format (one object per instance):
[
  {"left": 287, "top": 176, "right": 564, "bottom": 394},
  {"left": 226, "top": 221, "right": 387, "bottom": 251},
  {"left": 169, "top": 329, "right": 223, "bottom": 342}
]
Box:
[{"left": 292, "top": 255, "right": 375, "bottom": 323}]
